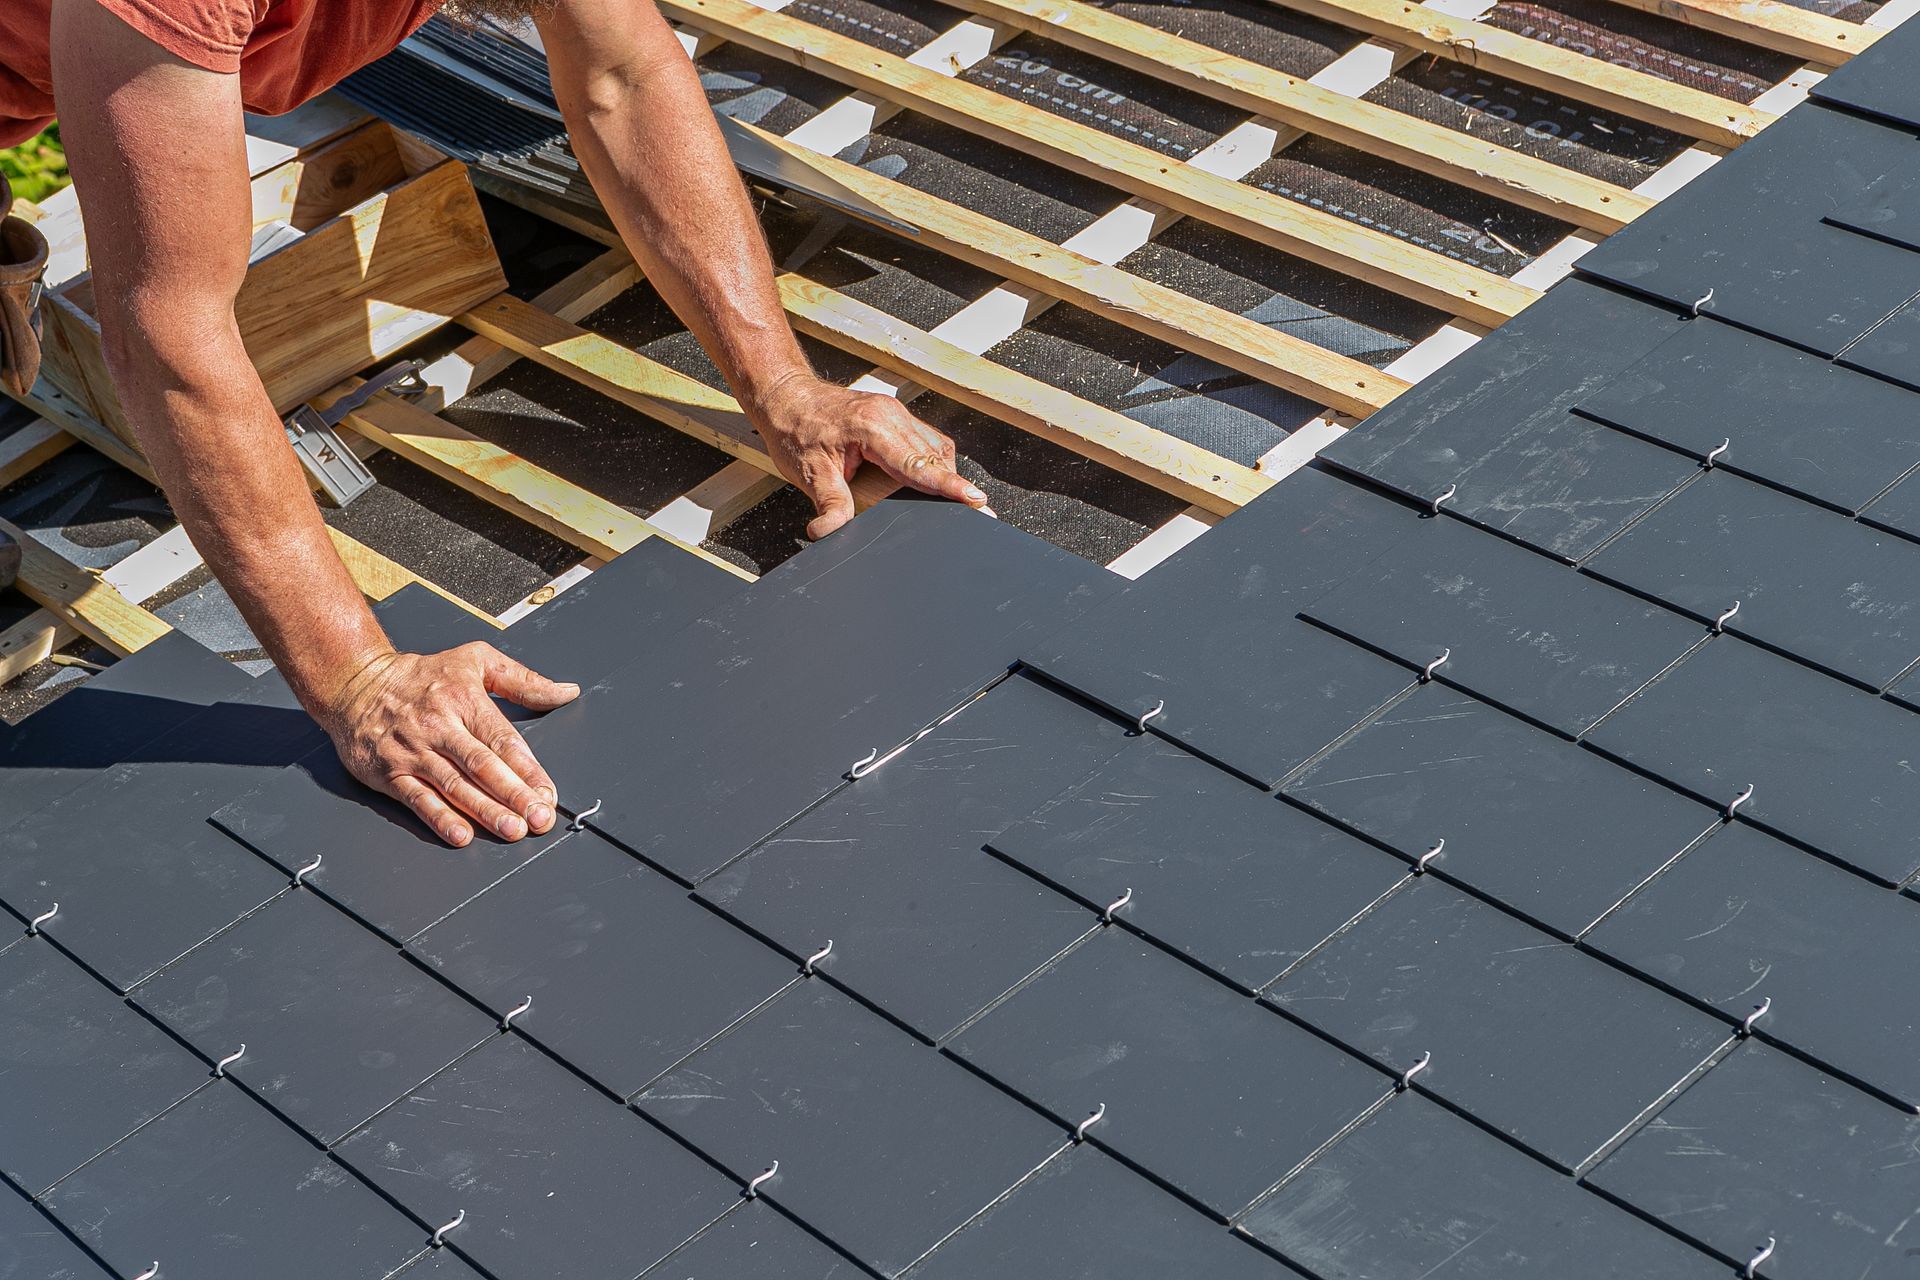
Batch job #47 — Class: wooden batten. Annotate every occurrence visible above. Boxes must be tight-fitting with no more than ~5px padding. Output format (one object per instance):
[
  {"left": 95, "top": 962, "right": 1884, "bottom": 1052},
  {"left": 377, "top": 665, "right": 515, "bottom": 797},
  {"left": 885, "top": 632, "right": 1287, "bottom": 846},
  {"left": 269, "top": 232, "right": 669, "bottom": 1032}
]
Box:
[{"left": 1600, "top": 0, "right": 1875, "bottom": 64}]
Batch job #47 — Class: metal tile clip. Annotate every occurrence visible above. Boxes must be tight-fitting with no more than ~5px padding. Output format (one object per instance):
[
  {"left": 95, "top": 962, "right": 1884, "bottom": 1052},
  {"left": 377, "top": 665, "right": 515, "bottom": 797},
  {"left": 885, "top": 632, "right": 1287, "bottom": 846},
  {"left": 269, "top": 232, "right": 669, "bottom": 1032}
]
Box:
[
  {"left": 1725, "top": 784, "right": 1755, "bottom": 820},
  {"left": 747, "top": 1161, "right": 780, "bottom": 1198},
  {"left": 1740, "top": 996, "right": 1771, "bottom": 1037},
  {"left": 213, "top": 1044, "right": 245, "bottom": 1079},
  {"left": 432, "top": 1209, "right": 465, "bottom": 1247},
  {"left": 1415, "top": 840, "right": 1445, "bottom": 874},
  {"left": 501, "top": 996, "right": 533, "bottom": 1031},
  {"left": 1713, "top": 601, "right": 1740, "bottom": 634},
  {"left": 1743, "top": 1235, "right": 1775, "bottom": 1278},
  {"left": 1074, "top": 1102, "right": 1107, "bottom": 1142},
  {"left": 804, "top": 940, "right": 833, "bottom": 976},
  {"left": 1102, "top": 887, "right": 1133, "bottom": 924},
  {"left": 1134, "top": 700, "right": 1164, "bottom": 735},
  {"left": 1705, "top": 438, "right": 1730, "bottom": 469},
  {"left": 1421, "top": 649, "right": 1450, "bottom": 683},
  {"left": 1690, "top": 288, "right": 1715, "bottom": 318},
  {"left": 293, "top": 855, "right": 322, "bottom": 887},
  {"left": 1429, "top": 483, "right": 1457, "bottom": 516},
  {"left": 26, "top": 902, "right": 56, "bottom": 935},
  {"left": 1398, "top": 1051, "right": 1431, "bottom": 1091},
  {"left": 567, "top": 799, "right": 603, "bottom": 833},
  {"left": 131, "top": 1264, "right": 160, "bottom": 1280}
]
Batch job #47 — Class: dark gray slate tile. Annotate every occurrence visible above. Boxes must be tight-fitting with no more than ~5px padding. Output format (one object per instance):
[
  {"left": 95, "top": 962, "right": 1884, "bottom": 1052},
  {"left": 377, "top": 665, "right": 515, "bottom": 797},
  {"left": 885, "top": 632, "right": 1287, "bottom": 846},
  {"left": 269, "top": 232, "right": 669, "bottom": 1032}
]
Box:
[
  {"left": 1588, "top": 1044, "right": 1920, "bottom": 1279},
  {"left": 635, "top": 981, "right": 1063, "bottom": 1277},
  {"left": 1586, "top": 471, "right": 1920, "bottom": 689},
  {"left": 644, "top": 1202, "right": 860, "bottom": 1280},
  {"left": 950, "top": 930, "right": 1386, "bottom": 1217},
  {"left": 1810, "top": 19, "right": 1920, "bottom": 131},
  {"left": 212, "top": 754, "right": 572, "bottom": 944},
  {"left": 0, "top": 938, "right": 204, "bottom": 1195},
  {"left": 699, "top": 673, "right": 1126, "bottom": 1041},
  {"left": 133, "top": 891, "right": 494, "bottom": 1145},
  {"left": 1830, "top": 167, "right": 1920, "bottom": 254},
  {"left": 1840, "top": 293, "right": 1920, "bottom": 391},
  {"left": 1576, "top": 106, "right": 1920, "bottom": 356},
  {"left": 1861, "top": 454, "right": 1920, "bottom": 543},
  {"left": 527, "top": 501, "right": 1120, "bottom": 882},
  {"left": 0, "top": 633, "right": 249, "bottom": 838},
  {"left": 412, "top": 830, "right": 793, "bottom": 1098},
  {"left": 41, "top": 1083, "right": 423, "bottom": 1280},
  {"left": 905, "top": 1144, "right": 1287, "bottom": 1280},
  {"left": 0, "top": 1182, "right": 111, "bottom": 1280},
  {"left": 1240, "top": 1094, "right": 1722, "bottom": 1278},
  {"left": 1319, "top": 279, "right": 1697, "bottom": 561},
  {"left": 1575, "top": 315, "right": 1920, "bottom": 513},
  {"left": 1265, "top": 879, "right": 1727, "bottom": 1171},
  {"left": 1587, "top": 823, "right": 1920, "bottom": 1110},
  {"left": 387, "top": 1248, "right": 490, "bottom": 1279},
  {"left": 1585, "top": 637, "right": 1920, "bottom": 886},
  {"left": 1284, "top": 686, "right": 1718, "bottom": 937},
  {"left": 337, "top": 1035, "right": 734, "bottom": 1280},
  {"left": 992, "top": 736, "right": 1402, "bottom": 990},
  {"left": 1305, "top": 515, "right": 1701, "bottom": 736}
]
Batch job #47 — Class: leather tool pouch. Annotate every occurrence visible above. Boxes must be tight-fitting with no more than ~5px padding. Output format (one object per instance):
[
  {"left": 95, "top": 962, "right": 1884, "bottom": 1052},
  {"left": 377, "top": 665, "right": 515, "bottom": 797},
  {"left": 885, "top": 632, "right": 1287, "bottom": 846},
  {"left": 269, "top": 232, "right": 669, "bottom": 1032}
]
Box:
[{"left": 0, "top": 173, "right": 51, "bottom": 399}]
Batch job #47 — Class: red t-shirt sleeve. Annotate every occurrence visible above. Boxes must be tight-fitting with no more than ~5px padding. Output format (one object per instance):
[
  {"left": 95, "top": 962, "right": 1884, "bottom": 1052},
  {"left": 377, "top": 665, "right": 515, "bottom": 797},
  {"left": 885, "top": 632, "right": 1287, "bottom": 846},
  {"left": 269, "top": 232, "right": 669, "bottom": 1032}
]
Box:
[{"left": 93, "top": 0, "right": 260, "bottom": 74}]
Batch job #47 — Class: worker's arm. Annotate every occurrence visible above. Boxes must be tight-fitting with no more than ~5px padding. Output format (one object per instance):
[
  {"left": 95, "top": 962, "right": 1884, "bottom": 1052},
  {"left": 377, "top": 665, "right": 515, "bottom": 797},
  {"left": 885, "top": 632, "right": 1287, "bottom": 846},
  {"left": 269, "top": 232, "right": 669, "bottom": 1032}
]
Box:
[
  {"left": 50, "top": 3, "right": 572, "bottom": 847},
  {"left": 539, "top": 0, "right": 992, "bottom": 539}
]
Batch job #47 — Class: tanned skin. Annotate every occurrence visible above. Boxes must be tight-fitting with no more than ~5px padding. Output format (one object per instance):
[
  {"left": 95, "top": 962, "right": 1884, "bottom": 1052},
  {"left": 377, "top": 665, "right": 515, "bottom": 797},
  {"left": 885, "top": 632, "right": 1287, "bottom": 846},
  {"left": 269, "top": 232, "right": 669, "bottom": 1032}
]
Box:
[{"left": 50, "top": 0, "right": 987, "bottom": 848}]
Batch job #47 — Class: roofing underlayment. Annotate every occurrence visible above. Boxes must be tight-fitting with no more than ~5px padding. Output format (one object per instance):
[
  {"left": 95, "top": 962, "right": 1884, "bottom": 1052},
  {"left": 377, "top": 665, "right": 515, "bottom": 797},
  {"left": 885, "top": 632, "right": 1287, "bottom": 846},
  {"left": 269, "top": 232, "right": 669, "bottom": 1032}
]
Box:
[{"left": 8, "top": 7, "right": 1920, "bottom": 1280}]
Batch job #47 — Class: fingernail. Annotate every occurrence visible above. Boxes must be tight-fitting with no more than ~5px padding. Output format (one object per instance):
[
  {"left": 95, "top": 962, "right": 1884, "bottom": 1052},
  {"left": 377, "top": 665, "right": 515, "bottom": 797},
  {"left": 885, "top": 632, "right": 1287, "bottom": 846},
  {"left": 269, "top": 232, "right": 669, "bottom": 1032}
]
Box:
[
  {"left": 447, "top": 825, "right": 472, "bottom": 847},
  {"left": 529, "top": 803, "right": 554, "bottom": 831},
  {"left": 964, "top": 485, "right": 989, "bottom": 505},
  {"left": 558, "top": 683, "right": 582, "bottom": 696},
  {"left": 537, "top": 785, "right": 557, "bottom": 803},
  {"left": 980, "top": 506, "right": 1001, "bottom": 520},
  {"left": 498, "top": 814, "right": 527, "bottom": 840}
]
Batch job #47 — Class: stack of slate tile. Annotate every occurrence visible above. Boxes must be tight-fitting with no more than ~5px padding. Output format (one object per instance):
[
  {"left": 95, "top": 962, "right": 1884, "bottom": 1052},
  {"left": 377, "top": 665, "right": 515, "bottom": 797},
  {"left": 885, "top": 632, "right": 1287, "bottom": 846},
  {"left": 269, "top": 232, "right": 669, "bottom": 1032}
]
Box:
[{"left": 9, "top": 18, "right": 1920, "bottom": 1277}]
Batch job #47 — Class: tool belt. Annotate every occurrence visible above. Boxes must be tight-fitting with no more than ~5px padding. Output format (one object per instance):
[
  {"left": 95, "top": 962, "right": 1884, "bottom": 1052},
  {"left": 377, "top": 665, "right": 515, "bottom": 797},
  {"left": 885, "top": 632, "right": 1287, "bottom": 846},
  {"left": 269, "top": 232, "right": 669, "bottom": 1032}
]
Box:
[{"left": 0, "top": 172, "right": 51, "bottom": 399}]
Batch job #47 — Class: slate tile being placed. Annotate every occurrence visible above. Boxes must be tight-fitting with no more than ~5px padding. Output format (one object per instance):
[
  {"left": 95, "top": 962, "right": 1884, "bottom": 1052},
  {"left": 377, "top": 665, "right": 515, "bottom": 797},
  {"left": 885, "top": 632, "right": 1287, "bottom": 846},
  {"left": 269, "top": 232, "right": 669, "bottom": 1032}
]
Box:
[
  {"left": 527, "top": 501, "right": 1120, "bottom": 882},
  {"left": 1319, "top": 279, "right": 1698, "bottom": 562},
  {"left": 1574, "top": 315, "right": 1920, "bottom": 513},
  {"left": 41, "top": 1083, "right": 424, "bottom": 1280},
  {"left": 0, "top": 938, "right": 205, "bottom": 1196},
  {"left": 1304, "top": 514, "right": 1701, "bottom": 736},
  {"left": 1574, "top": 105, "right": 1920, "bottom": 356},
  {"left": 990, "top": 736, "right": 1402, "bottom": 990},
  {"left": 1587, "top": 823, "right": 1920, "bottom": 1110},
  {"left": 1265, "top": 878, "right": 1728, "bottom": 1171},
  {"left": 1239, "top": 1093, "right": 1722, "bottom": 1278},
  {"left": 132, "top": 891, "right": 495, "bottom": 1145},
  {"left": 950, "top": 930, "right": 1386, "bottom": 1218},
  {"left": 699, "top": 672, "right": 1126, "bottom": 1041},
  {"left": 411, "top": 830, "right": 793, "bottom": 1098},
  {"left": 1809, "top": 15, "right": 1920, "bottom": 130},
  {"left": 1588, "top": 1044, "right": 1920, "bottom": 1278},
  {"left": 1839, "top": 292, "right": 1920, "bottom": 392},
  {"left": 1028, "top": 470, "right": 1422, "bottom": 787},
  {"left": 1283, "top": 686, "right": 1716, "bottom": 937},
  {"left": 1585, "top": 637, "right": 1920, "bottom": 886},
  {"left": 635, "top": 981, "right": 1064, "bottom": 1277},
  {"left": 643, "top": 1202, "right": 860, "bottom": 1279},
  {"left": 1585, "top": 470, "right": 1920, "bottom": 690},
  {"left": 904, "top": 1144, "right": 1287, "bottom": 1280},
  {"left": 337, "top": 1035, "right": 735, "bottom": 1280},
  {"left": 0, "top": 1181, "right": 110, "bottom": 1280}
]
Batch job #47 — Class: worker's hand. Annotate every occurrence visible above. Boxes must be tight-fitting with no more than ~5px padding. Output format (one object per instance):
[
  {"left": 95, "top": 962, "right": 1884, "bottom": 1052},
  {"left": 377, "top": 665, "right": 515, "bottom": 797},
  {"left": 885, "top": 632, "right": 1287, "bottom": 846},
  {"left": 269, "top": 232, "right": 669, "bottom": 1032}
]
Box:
[
  {"left": 756, "top": 373, "right": 992, "bottom": 540},
  {"left": 319, "top": 644, "right": 581, "bottom": 847}
]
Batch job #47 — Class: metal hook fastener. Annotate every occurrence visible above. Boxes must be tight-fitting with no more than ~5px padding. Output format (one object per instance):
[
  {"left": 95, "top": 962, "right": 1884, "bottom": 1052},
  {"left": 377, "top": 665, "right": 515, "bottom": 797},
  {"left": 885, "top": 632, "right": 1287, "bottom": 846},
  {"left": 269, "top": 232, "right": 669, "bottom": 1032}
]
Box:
[
  {"left": 432, "top": 1209, "right": 466, "bottom": 1247},
  {"left": 1102, "top": 887, "right": 1133, "bottom": 924},
  {"left": 213, "top": 1044, "right": 245, "bottom": 1079},
  {"left": 1421, "top": 649, "right": 1450, "bottom": 683},
  {"left": 1690, "top": 287, "right": 1715, "bottom": 318},
  {"left": 1135, "top": 700, "right": 1164, "bottom": 735},
  {"left": 131, "top": 1264, "right": 160, "bottom": 1280},
  {"left": 746, "top": 1161, "right": 780, "bottom": 1198},
  {"left": 1743, "top": 1236, "right": 1775, "bottom": 1278},
  {"left": 1741, "top": 996, "right": 1772, "bottom": 1037},
  {"left": 1429, "top": 483, "right": 1457, "bottom": 516},
  {"left": 293, "top": 855, "right": 322, "bottom": 887},
  {"left": 1415, "top": 840, "right": 1445, "bottom": 874},
  {"left": 1398, "top": 1051, "right": 1432, "bottom": 1091},
  {"left": 1705, "top": 438, "right": 1730, "bottom": 469},
  {"left": 567, "top": 798, "right": 603, "bottom": 833},
  {"left": 501, "top": 996, "right": 533, "bottom": 1031},
  {"left": 804, "top": 940, "right": 833, "bottom": 976},
  {"left": 1725, "top": 784, "right": 1755, "bottom": 820},
  {"left": 1075, "top": 1102, "right": 1107, "bottom": 1142},
  {"left": 26, "top": 902, "right": 57, "bottom": 936},
  {"left": 1713, "top": 601, "right": 1741, "bottom": 635},
  {"left": 848, "top": 748, "right": 881, "bottom": 780}
]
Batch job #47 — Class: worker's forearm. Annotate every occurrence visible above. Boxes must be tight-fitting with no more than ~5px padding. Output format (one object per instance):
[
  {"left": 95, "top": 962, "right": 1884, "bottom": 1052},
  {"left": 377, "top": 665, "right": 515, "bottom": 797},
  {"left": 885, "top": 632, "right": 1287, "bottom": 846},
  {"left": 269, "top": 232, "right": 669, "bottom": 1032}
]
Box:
[
  {"left": 103, "top": 315, "right": 389, "bottom": 713},
  {"left": 557, "top": 50, "right": 812, "bottom": 408}
]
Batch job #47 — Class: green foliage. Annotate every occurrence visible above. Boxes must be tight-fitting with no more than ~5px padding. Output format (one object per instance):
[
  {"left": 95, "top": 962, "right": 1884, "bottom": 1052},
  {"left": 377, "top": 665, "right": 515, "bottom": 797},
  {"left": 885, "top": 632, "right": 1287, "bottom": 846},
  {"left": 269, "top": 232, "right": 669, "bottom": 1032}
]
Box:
[{"left": 1, "top": 124, "right": 69, "bottom": 204}]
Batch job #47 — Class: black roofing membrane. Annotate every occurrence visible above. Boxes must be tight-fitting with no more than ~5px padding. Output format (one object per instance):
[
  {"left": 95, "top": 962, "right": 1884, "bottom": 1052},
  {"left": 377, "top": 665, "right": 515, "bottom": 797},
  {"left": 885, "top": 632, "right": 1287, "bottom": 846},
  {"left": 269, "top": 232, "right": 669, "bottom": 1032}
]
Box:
[
  {"left": 781, "top": 0, "right": 969, "bottom": 52},
  {"left": 1486, "top": 0, "right": 1799, "bottom": 104},
  {"left": 1106, "top": 0, "right": 1362, "bottom": 74}
]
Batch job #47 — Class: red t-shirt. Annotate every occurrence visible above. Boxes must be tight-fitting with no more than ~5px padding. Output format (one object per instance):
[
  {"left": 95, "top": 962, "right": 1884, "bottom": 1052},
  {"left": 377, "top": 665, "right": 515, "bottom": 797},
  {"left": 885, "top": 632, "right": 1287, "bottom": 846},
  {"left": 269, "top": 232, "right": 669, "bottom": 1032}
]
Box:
[{"left": 0, "top": 0, "right": 443, "bottom": 148}]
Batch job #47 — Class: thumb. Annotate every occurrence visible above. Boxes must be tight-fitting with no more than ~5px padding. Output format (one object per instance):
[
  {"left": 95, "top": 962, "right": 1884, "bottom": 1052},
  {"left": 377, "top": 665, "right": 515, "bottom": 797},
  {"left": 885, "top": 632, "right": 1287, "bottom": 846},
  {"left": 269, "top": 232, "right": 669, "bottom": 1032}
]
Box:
[
  {"left": 476, "top": 646, "right": 581, "bottom": 711},
  {"left": 803, "top": 467, "right": 859, "bottom": 541}
]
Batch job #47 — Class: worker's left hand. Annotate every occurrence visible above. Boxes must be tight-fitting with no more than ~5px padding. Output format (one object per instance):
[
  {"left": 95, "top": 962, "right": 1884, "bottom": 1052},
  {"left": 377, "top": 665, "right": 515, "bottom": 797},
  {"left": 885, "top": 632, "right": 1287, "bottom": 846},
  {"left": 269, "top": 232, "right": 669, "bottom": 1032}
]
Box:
[{"left": 755, "top": 373, "right": 993, "bottom": 540}]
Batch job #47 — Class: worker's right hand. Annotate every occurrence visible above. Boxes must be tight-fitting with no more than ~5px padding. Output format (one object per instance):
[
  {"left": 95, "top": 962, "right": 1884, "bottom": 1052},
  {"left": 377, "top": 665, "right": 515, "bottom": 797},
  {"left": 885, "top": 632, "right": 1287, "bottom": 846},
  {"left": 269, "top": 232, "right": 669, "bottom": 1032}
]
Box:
[{"left": 318, "top": 643, "right": 582, "bottom": 848}]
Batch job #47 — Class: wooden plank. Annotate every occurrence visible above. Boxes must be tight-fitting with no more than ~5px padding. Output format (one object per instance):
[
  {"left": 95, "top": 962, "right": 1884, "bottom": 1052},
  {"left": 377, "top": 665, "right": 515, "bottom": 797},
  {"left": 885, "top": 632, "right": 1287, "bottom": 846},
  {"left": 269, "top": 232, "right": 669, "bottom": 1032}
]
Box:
[
  {"left": 942, "top": 0, "right": 1651, "bottom": 234},
  {"left": 661, "top": 0, "right": 1538, "bottom": 326},
  {"left": 0, "top": 516, "right": 172, "bottom": 657},
  {"left": 0, "top": 418, "right": 74, "bottom": 489},
  {"left": 1259, "top": 0, "right": 1771, "bottom": 146},
  {"left": 0, "top": 613, "right": 78, "bottom": 686},
  {"left": 775, "top": 273, "right": 1272, "bottom": 515},
  {"left": 1601, "top": 0, "right": 1875, "bottom": 64},
  {"left": 649, "top": 461, "right": 786, "bottom": 544},
  {"left": 455, "top": 294, "right": 899, "bottom": 508},
  {"left": 250, "top": 120, "right": 410, "bottom": 233},
  {"left": 744, "top": 126, "right": 1407, "bottom": 416}
]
